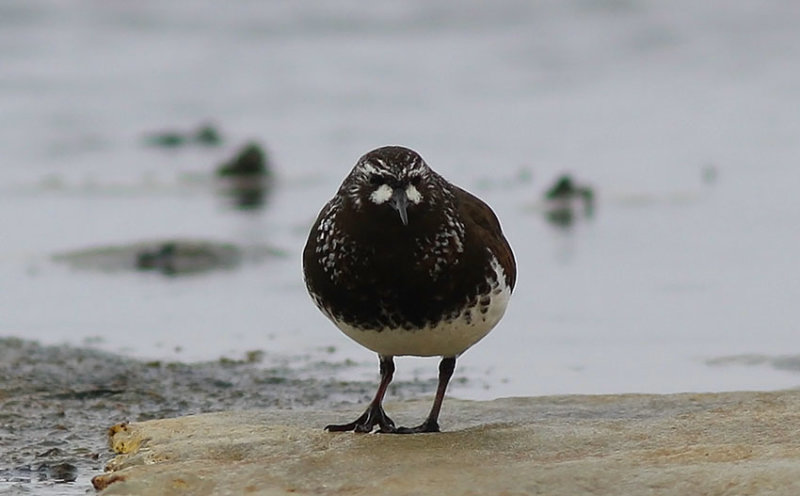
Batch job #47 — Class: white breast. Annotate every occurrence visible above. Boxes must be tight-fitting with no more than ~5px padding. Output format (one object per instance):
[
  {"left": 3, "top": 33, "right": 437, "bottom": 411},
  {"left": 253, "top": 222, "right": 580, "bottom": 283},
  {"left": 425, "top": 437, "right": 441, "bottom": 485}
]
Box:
[{"left": 331, "top": 255, "right": 512, "bottom": 357}]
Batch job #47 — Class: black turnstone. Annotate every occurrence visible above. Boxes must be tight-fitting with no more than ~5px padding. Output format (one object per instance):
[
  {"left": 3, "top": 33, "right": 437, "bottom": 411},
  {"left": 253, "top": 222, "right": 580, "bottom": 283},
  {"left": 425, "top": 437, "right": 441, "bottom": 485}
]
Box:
[{"left": 303, "top": 146, "right": 516, "bottom": 434}]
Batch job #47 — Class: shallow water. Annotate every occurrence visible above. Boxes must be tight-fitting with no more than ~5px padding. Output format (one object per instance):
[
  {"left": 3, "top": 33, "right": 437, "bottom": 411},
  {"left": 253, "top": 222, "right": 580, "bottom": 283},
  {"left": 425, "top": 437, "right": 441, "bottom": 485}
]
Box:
[
  {"left": 5, "top": 0, "right": 800, "bottom": 393},
  {"left": 3, "top": 1, "right": 800, "bottom": 492}
]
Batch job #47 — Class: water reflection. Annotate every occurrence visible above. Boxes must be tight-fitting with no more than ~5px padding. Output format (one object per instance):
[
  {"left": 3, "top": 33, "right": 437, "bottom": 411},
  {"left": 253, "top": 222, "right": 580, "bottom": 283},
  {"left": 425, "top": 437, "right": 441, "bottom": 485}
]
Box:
[
  {"left": 55, "top": 240, "right": 244, "bottom": 276},
  {"left": 134, "top": 241, "right": 241, "bottom": 276},
  {"left": 54, "top": 239, "right": 286, "bottom": 276},
  {"left": 143, "top": 123, "right": 224, "bottom": 149},
  {"left": 216, "top": 175, "right": 273, "bottom": 211}
]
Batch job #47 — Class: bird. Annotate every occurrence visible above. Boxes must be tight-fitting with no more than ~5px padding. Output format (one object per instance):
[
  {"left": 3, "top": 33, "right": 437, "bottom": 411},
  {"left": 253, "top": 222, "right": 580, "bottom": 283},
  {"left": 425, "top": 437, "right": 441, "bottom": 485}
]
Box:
[{"left": 302, "top": 145, "right": 516, "bottom": 434}]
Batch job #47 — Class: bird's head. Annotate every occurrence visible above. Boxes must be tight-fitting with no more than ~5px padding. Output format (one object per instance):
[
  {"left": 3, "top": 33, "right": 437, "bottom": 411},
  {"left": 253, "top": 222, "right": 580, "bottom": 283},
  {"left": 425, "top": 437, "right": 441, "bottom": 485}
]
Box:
[{"left": 341, "top": 146, "right": 444, "bottom": 226}]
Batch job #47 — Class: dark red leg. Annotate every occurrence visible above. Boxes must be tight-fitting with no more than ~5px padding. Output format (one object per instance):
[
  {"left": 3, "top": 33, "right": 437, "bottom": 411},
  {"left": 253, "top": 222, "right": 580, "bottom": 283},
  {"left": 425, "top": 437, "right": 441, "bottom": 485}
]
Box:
[
  {"left": 392, "top": 356, "right": 456, "bottom": 434},
  {"left": 325, "top": 355, "right": 397, "bottom": 433}
]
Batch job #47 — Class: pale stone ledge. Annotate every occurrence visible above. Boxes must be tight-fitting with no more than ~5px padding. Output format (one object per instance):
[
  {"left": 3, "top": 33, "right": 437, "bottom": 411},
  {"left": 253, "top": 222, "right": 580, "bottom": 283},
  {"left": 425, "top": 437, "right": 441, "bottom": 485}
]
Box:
[{"left": 93, "top": 391, "right": 800, "bottom": 495}]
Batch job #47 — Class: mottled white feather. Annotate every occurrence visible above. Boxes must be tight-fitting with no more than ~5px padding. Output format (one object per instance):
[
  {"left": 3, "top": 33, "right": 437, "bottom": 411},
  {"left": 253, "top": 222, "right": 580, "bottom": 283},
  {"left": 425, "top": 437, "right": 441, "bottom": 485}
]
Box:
[
  {"left": 369, "top": 184, "right": 393, "bottom": 205},
  {"left": 330, "top": 254, "right": 512, "bottom": 357},
  {"left": 405, "top": 184, "right": 422, "bottom": 204}
]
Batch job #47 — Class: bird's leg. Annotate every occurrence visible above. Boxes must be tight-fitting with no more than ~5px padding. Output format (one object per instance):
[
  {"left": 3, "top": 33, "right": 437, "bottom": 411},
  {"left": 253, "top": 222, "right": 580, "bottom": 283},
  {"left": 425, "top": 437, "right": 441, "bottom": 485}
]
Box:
[
  {"left": 392, "top": 356, "right": 456, "bottom": 434},
  {"left": 325, "top": 355, "right": 397, "bottom": 433}
]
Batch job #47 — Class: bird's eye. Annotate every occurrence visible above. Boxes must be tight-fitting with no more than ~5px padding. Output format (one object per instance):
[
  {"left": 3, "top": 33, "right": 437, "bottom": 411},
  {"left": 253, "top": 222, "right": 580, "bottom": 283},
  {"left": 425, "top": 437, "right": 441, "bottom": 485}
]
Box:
[
  {"left": 409, "top": 176, "right": 422, "bottom": 187},
  {"left": 369, "top": 173, "right": 384, "bottom": 185}
]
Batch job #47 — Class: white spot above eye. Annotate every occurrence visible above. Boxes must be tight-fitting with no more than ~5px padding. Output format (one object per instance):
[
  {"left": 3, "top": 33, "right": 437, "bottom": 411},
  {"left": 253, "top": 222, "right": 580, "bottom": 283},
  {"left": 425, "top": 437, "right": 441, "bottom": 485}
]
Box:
[
  {"left": 369, "top": 184, "right": 393, "bottom": 204},
  {"left": 405, "top": 184, "right": 422, "bottom": 204}
]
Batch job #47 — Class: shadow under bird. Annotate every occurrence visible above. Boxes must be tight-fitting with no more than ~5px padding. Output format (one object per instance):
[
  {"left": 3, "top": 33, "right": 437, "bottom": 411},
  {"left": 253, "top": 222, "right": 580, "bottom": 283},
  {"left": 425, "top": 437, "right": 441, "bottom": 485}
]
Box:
[{"left": 303, "top": 146, "right": 516, "bottom": 433}]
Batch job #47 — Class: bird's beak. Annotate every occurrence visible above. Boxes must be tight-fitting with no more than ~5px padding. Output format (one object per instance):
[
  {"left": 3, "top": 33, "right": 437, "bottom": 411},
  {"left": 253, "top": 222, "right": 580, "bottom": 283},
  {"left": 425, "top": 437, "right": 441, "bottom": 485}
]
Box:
[{"left": 389, "top": 188, "right": 409, "bottom": 226}]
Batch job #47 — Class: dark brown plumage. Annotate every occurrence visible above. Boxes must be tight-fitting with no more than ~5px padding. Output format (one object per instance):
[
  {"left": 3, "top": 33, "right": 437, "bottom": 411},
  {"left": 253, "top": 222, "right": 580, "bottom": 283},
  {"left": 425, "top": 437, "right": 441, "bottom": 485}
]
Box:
[{"left": 303, "top": 146, "right": 515, "bottom": 433}]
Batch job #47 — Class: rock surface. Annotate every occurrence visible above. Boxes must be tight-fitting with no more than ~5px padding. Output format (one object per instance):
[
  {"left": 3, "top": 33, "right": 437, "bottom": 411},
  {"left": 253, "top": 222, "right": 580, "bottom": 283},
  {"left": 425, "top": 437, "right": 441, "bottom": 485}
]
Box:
[{"left": 93, "top": 391, "right": 800, "bottom": 495}]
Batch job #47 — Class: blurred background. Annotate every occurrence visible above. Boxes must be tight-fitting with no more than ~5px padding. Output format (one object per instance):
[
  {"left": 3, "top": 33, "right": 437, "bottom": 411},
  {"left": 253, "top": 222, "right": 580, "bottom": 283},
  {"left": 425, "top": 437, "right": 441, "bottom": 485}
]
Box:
[{"left": 2, "top": 0, "right": 800, "bottom": 399}]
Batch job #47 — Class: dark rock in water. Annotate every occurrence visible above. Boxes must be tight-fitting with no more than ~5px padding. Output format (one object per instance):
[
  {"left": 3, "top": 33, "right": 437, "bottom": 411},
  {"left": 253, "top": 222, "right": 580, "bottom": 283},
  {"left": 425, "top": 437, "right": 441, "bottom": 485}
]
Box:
[
  {"left": 53, "top": 239, "right": 284, "bottom": 275},
  {"left": 134, "top": 241, "right": 212, "bottom": 275},
  {"left": 217, "top": 142, "right": 270, "bottom": 177},
  {"left": 38, "top": 461, "right": 78, "bottom": 483},
  {"left": 546, "top": 175, "right": 575, "bottom": 200},
  {"left": 2, "top": 461, "right": 78, "bottom": 484},
  {"left": 144, "top": 123, "right": 224, "bottom": 148},
  {"left": 216, "top": 142, "right": 275, "bottom": 210},
  {"left": 144, "top": 131, "right": 187, "bottom": 148},
  {"left": 135, "top": 243, "right": 177, "bottom": 272},
  {"left": 137, "top": 241, "right": 241, "bottom": 276},
  {"left": 545, "top": 174, "right": 594, "bottom": 203},
  {"left": 37, "top": 447, "right": 65, "bottom": 458},
  {"left": 193, "top": 124, "right": 223, "bottom": 146},
  {"left": 544, "top": 174, "right": 595, "bottom": 227}
]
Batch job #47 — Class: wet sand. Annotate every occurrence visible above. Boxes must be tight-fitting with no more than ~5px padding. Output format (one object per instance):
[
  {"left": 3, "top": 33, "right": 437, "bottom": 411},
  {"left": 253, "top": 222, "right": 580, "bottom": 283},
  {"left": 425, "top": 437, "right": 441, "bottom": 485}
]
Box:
[{"left": 0, "top": 338, "right": 438, "bottom": 495}]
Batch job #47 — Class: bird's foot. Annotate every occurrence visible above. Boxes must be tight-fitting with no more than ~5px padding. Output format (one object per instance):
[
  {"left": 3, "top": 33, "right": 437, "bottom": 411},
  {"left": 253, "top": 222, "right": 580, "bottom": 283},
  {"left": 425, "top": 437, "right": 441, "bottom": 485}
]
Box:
[
  {"left": 387, "top": 418, "right": 440, "bottom": 434},
  {"left": 325, "top": 403, "right": 396, "bottom": 433}
]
